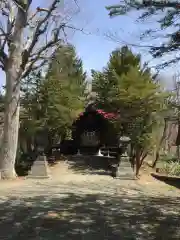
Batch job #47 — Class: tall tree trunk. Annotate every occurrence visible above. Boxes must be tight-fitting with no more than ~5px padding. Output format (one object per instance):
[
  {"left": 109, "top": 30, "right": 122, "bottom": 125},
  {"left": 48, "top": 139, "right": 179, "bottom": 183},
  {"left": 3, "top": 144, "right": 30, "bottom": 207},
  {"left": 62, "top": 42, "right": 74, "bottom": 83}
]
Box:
[
  {"left": 0, "top": 8, "right": 27, "bottom": 179},
  {"left": 129, "top": 144, "right": 135, "bottom": 170},
  {"left": 176, "top": 120, "right": 180, "bottom": 161},
  {"left": 135, "top": 148, "right": 141, "bottom": 177},
  {"left": 152, "top": 119, "right": 167, "bottom": 168}
]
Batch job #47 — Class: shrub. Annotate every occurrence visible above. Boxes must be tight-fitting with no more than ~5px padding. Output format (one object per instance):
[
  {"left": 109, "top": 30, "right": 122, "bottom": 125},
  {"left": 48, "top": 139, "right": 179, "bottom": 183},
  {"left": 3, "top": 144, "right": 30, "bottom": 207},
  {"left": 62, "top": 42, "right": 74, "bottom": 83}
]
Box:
[
  {"left": 15, "top": 151, "right": 37, "bottom": 176},
  {"left": 159, "top": 153, "right": 178, "bottom": 163},
  {"left": 161, "top": 161, "right": 180, "bottom": 176}
]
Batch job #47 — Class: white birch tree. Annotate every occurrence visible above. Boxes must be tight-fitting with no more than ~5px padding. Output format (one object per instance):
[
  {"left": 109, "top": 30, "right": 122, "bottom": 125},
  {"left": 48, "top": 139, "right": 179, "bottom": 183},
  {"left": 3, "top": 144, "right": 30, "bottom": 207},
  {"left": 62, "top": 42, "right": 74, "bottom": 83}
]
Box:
[{"left": 0, "top": 0, "right": 79, "bottom": 179}]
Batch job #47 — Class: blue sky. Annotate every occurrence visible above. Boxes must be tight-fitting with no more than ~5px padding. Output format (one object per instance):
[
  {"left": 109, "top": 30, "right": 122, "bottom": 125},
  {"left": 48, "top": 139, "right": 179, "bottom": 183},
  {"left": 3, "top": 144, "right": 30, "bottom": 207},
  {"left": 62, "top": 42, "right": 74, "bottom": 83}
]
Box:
[
  {"left": 0, "top": 0, "right": 176, "bottom": 88},
  {"left": 70, "top": 0, "right": 176, "bottom": 88},
  {"left": 71, "top": 0, "right": 151, "bottom": 74}
]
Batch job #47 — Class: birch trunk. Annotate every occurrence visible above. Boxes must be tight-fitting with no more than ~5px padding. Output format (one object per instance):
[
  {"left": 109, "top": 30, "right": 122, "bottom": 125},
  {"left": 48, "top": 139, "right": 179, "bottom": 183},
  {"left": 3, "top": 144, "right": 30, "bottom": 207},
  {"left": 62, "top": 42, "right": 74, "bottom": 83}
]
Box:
[{"left": 0, "top": 7, "right": 27, "bottom": 179}]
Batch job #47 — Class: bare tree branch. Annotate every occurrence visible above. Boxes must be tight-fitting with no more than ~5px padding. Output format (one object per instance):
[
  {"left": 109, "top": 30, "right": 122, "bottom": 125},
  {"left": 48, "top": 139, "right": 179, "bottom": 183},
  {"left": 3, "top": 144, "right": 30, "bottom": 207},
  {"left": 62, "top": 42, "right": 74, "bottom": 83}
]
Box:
[
  {"left": 22, "top": 24, "right": 63, "bottom": 78},
  {"left": 19, "top": 0, "right": 83, "bottom": 79},
  {"left": 0, "top": 0, "right": 84, "bottom": 178},
  {"left": 20, "top": 0, "right": 61, "bottom": 71},
  {"left": 0, "top": 0, "right": 82, "bottom": 76}
]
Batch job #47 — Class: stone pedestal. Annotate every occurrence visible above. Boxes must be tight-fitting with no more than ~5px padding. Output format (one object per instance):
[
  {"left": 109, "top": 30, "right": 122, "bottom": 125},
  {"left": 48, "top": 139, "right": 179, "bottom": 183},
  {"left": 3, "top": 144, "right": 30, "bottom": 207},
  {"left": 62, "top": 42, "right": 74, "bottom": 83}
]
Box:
[
  {"left": 115, "top": 153, "right": 135, "bottom": 180},
  {"left": 27, "top": 155, "right": 50, "bottom": 179}
]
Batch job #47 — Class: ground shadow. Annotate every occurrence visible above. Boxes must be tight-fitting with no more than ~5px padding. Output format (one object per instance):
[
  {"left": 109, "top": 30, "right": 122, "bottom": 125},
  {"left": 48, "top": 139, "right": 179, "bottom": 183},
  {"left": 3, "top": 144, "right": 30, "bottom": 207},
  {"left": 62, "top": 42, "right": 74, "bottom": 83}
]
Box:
[
  {"left": 0, "top": 187, "right": 180, "bottom": 239},
  {"left": 66, "top": 155, "right": 114, "bottom": 175},
  {"left": 151, "top": 173, "right": 180, "bottom": 189}
]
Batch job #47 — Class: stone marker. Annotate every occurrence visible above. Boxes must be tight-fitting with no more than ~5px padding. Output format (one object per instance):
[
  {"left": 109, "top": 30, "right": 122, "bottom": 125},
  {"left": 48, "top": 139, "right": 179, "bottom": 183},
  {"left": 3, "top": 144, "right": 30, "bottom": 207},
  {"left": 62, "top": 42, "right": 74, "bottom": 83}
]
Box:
[
  {"left": 27, "top": 155, "right": 50, "bottom": 179},
  {"left": 115, "top": 152, "right": 135, "bottom": 180}
]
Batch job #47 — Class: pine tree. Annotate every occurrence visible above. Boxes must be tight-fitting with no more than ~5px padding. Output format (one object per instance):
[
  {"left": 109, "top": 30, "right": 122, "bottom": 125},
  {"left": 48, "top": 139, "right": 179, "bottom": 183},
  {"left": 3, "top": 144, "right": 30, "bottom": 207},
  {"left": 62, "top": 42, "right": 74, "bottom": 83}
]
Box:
[
  {"left": 20, "top": 44, "right": 87, "bottom": 150},
  {"left": 44, "top": 44, "right": 87, "bottom": 139},
  {"left": 106, "top": 2, "right": 180, "bottom": 68},
  {"left": 92, "top": 46, "right": 168, "bottom": 176},
  {"left": 92, "top": 46, "right": 148, "bottom": 112}
]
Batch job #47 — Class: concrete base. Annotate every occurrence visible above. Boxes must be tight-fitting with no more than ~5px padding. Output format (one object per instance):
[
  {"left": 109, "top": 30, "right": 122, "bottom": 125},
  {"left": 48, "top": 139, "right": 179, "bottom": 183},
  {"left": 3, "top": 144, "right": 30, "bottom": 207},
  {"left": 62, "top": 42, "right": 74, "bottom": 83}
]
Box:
[
  {"left": 115, "top": 157, "right": 135, "bottom": 180},
  {"left": 27, "top": 155, "right": 50, "bottom": 179}
]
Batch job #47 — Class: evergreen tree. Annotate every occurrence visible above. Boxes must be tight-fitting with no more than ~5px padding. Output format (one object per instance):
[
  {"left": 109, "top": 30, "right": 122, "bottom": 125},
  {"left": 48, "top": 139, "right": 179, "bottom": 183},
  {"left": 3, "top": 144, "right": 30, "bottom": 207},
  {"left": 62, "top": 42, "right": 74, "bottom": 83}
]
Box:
[
  {"left": 20, "top": 44, "right": 87, "bottom": 151},
  {"left": 92, "top": 46, "right": 168, "bottom": 176},
  {"left": 92, "top": 46, "right": 150, "bottom": 112},
  {"left": 44, "top": 44, "right": 87, "bottom": 139},
  {"left": 106, "top": 2, "right": 180, "bottom": 68}
]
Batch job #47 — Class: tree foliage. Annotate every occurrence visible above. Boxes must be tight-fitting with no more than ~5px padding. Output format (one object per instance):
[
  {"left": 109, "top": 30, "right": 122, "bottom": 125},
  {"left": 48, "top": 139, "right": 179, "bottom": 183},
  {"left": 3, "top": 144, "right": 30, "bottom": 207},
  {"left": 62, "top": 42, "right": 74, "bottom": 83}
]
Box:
[
  {"left": 92, "top": 47, "right": 139, "bottom": 110},
  {"left": 20, "top": 44, "right": 87, "bottom": 151},
  {"left": 0, "top": 0, "right": 80, "bottom": 178},
  {"left": 92, "top": 46, "right": 168, "bottom": 175},
  {"left": 106, "top": 1, "right": 180, "bottom": 69}
]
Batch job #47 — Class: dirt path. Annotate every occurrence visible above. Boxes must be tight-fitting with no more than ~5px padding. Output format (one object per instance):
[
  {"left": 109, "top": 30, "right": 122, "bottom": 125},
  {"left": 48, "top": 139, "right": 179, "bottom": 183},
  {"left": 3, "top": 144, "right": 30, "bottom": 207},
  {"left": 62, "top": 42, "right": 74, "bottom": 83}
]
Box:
[{"left": 0, "top": 160, "right": 180, "bottom": 240}]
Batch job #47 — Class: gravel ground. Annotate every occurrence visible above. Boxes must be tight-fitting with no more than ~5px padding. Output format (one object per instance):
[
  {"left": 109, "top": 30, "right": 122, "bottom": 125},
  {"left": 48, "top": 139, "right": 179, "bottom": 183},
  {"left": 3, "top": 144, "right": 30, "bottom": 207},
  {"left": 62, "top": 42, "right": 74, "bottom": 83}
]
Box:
[{"left": 0, "top": 160, "right": 180, "bottom": 240}]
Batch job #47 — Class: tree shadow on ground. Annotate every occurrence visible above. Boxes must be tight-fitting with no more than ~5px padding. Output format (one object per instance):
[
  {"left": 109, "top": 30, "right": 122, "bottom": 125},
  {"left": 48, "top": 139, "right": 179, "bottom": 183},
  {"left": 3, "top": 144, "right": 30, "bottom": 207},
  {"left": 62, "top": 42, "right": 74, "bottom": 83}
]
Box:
[
  {"left": 151, "top": 174, "right": 180, "bottom": 189},
  {"left": 0, "top": 188, "right": 180, "bottom": 239},
  {"left": 66, "top": 155, "right": 115, "bottom": 175}
]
